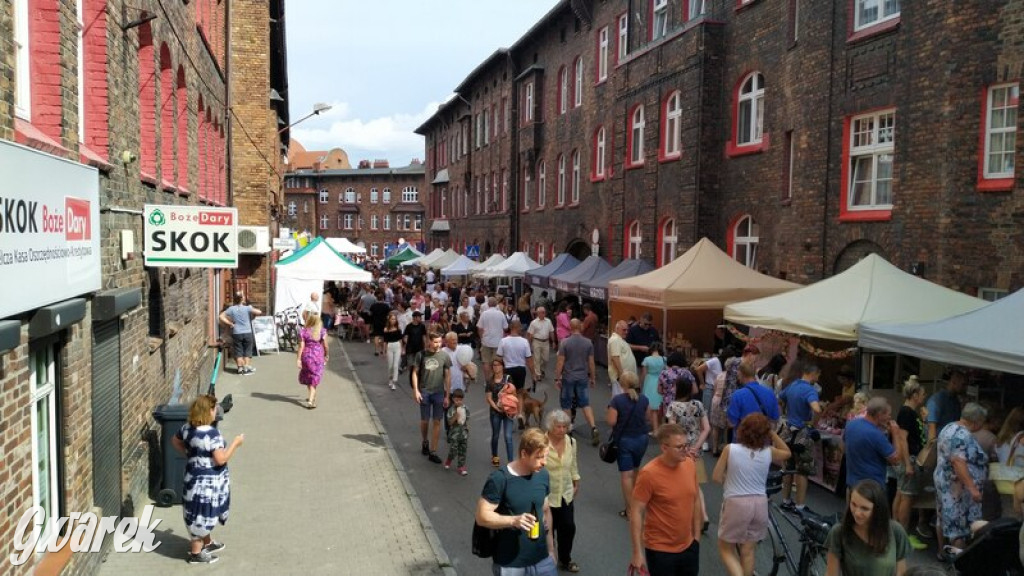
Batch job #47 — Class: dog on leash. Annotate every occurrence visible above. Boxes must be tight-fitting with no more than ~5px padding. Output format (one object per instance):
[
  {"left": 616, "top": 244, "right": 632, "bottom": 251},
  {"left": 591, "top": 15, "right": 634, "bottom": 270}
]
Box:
[{"left": 518, "top": 390, "right": 548, "bottom": 429}]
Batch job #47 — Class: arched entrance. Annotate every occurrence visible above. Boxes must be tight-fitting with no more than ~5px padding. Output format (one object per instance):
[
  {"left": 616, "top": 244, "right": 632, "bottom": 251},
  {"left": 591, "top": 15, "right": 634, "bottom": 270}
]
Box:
[
  {"left": 565, "top": 239, "right": 591, "bottom": 261},
  {"left": 833, "top": 240, "right": 887, "bottom": 275}
]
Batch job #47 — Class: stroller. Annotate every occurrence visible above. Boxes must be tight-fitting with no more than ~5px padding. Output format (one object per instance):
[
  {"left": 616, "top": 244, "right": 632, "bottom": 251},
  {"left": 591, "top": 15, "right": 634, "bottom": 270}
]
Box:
[{"left": 951, "top": 517, "right": 1023, "bottom": 576}]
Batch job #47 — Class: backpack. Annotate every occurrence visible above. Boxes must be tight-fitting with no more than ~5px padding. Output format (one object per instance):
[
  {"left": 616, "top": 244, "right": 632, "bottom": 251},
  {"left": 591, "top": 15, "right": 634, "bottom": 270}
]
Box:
[{"left": 498, "top": 382, "right": 520, "bottom": 418}]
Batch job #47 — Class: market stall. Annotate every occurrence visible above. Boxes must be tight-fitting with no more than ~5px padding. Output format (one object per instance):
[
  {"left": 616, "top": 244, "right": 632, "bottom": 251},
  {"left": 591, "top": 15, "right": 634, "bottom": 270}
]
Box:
[
  {"left": 525, "top": 253, "right": 580, "bottom": 289},
  {"left": 385, "top": 244, "right": 424, "bottom": 267},
  {"left": 427, "top": 249, "right": 461, "bottom": 270},
  {"left": 549, "top": 255, "right": 612, "bottom": 294},
  {"left": 274, "top": 237, "right": 372, "bottom": 312},
  {"left": 440, "top": 254, "right": 478, "bottom": 278},
  {"left": 475, "top": 252, "right": 540, "bottom": 279},
  {"left": 402, "top": 247, "right": 442, "bottom": 268},
  {"left": 324, "top": 237, "right": 367, "bottom": 254},
  {"left": 471, "top": 253, "right": 506, "bottom": 274}
]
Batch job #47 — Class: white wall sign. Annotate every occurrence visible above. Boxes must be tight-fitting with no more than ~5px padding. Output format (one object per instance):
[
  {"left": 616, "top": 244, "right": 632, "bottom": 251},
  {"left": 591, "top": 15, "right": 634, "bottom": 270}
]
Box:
[
  {"left": 0, "top": 140, "right": 101, "bottom": 320},
  {"left": 144, "top": 205, "right": 238, "bottom": 268}
]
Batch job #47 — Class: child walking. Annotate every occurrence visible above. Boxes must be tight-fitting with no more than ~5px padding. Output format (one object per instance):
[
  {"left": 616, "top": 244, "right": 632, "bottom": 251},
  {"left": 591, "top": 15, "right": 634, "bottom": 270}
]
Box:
[{"left": 445, "top": 388, "right": 469, "bottom": 476}]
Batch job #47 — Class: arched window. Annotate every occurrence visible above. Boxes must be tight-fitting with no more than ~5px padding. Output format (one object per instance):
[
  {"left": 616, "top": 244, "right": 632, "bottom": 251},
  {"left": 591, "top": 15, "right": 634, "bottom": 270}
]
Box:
[
  {"left": 558, "top": 66, "right": 568, "bottom": 114},
  {"left": 573, "top": 57, "right": 583, "bottom": 107},
  {"left": 571, "top": 149, "right": 581, "bottom": 204},
  {"left": 659, "top": 218, "right": 677, "bottom": 266},
  {"left": 627, "top": 220, "right": 642, "bottom": 259},
  {"left": 732, "top": 215, "right": 759, "bottom": 268},
  {"left": 557, "top": 154, "right": 566, "bottom": 206},
  {"left": 661, "top": 91, "right": 682, "bottom": 159},
  {"left": 138, "top": 23, "right": 157, "bottom": 179},
  {"left": 523, "top": 166, "right": 532, "bottom": 210},
  {"left": 593, "top": 126, "right": 607, "bottom": 179},
  {"left": 159, "top": 44, "right": 175, "bottom": 186},
  {"left": 628, "top": 105, "right": 645, "bottom": 167},
  {"left": 737, "top": 72, "right": 765, "bottom": 146},
  {"left": 537, "top": 160, "right": 546, "bottom": 208},
  {"left": 175, "top": 66, "right": 188, "bottom": 191}
]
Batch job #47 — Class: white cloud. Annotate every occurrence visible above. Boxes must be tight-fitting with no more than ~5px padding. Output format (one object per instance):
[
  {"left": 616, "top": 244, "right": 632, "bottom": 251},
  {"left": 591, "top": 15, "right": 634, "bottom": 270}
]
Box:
[{"left": 290, "top": 100, "right": 441, "bottom": 166}]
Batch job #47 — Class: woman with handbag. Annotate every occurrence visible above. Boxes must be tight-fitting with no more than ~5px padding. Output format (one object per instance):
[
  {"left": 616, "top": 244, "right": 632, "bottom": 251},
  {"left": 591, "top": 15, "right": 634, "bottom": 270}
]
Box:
[
  {"left": 545, "top": 410, "right": 581, "bottom": 573},
  {"left": 486, "top": 359, "right": 517, "bottom": 467},
  {"left": 607, "top": 371, "right": 650, "bottom": 520}
]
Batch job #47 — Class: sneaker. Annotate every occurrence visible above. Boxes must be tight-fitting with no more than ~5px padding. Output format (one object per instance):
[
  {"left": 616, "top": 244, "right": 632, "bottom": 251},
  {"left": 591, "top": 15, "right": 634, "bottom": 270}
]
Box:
[
  {"left": 428, "top": 452, "right": 442, "bottom": 464},
  {"left": 186, "top": 550, "right": 219, "bottom": 564},
  {"left": 444, "top": 458, "right": 452, "bottom": 470},
  {"left": 907, "top": 535, "right": 928, "bottom": 551},
  {"left": 458, "top": 467, "right": 468, "bottom": 476},
  {"left": 491, "top": 456, "right": 501, "bottom": 468},
  {"left": 389, "top": 381, "right": 396, "bottom": 390},
  {"left": 421, "top": 441, "right": 430, "bottom": 456},
  {"left": 203, "top": 541, "right": 225, "bottom": 554},
  {"left": 240, "top": 367, "right": 253, "bottom": 375},
  {"left": 780, "top": 500, "right": 797, "bottom": 513},
  {"left": 591, "top": 427, "right": 600, "bottom": 447}
]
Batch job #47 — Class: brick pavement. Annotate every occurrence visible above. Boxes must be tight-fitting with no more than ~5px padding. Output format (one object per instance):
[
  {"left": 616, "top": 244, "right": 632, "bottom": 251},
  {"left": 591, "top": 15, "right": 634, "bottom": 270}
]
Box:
[{"left": 98, "top": 337, "right": 454, "bottom": 576}]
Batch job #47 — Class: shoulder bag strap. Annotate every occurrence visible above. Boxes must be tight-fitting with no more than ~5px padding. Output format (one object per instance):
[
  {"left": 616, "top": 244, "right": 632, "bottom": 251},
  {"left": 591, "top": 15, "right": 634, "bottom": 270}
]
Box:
[{"left": 745, "top": 384, "right": 769, "bottom": 416}]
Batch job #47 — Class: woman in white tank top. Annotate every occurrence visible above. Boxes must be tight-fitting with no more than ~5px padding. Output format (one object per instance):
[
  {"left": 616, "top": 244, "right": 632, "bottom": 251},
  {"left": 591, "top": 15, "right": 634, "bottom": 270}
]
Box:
[{"left": 712, "top": 413, "right": 792, "bottom": 576}]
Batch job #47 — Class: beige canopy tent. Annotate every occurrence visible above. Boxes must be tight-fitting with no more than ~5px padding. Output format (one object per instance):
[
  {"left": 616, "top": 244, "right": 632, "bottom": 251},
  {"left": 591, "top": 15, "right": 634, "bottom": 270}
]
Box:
[
  {"left": 608, "top": 238, "right": 800, "bottom": 354},
  {"left": 724, "top": 253, "right": 987, "bottom": 341}
]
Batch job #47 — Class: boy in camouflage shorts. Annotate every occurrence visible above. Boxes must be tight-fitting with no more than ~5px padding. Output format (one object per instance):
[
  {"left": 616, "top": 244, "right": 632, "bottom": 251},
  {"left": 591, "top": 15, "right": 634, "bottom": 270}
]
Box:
[{"left": 445, "top": 388, "right": 469, "bottom": 476}]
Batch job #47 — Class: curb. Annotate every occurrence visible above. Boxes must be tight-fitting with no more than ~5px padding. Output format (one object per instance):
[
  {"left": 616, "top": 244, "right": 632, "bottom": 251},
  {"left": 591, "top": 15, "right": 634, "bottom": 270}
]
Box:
[{"left": 338, "top": 340, "right": 459, "bottom": 576}]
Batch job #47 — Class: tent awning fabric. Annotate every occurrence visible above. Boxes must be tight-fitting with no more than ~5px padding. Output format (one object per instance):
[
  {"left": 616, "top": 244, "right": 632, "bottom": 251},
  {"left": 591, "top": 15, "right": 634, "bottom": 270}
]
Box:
[
  {"left": 725, "top": 253, "right": 988, "bottom": 341},
  {"left": 324, "top": 237, "right": 367, "bottom": 254},
  {"left": 609, "top": 238, "right": 800, "bottom": 310},
  {"left": 431, "top": 169, "right": 450, "bottom": 184},
  {"left": 385, "top": 245, "right": 424, "bottom": 266},
  {"left": 404, "top": 248, "right": 444, "bottom": 268},
  {"left": 581, "top": 259, "right": 655, "bottom": 300},
  {"left": 476, "top": 252, "right": 540, "bottom": 278},
  {"left": 441, "top": 255, "right": 478, "bottom": 277},
  {"left": 471, "top": 254, "right": 505, "bottom": 272},
  {"left": 859, "top": 288, "right": 1024, "bottom": 375},
  {"left": 275, "top": 237, "right": 370, "bottom": 281},
  {"left": 526, "top": 254, "right": 581, "bottom": 288},
  {"left": 426, "top": 249, "right": 460, "bottom": 270},
  {"left": 549, "top": 255, "right": 613, "bottom": 294}
]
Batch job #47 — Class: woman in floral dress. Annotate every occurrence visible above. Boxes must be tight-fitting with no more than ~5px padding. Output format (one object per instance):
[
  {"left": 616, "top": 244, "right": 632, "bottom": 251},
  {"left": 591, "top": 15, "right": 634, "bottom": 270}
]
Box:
[
  {"left": 171, "top": 395, "right": 244, "bottom": 564},
  {"left": 297, "top": 313, "right": 329, "bottom": 409},
  {"left": 934, "top": 402, "right": 990, "bottom": 550}
]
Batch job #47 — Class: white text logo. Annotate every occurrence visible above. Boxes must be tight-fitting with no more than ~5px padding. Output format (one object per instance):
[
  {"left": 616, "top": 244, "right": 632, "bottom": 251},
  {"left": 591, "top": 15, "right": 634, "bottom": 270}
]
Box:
[{"left": 9, "top": 506, "right": 162, "bottom": 566}]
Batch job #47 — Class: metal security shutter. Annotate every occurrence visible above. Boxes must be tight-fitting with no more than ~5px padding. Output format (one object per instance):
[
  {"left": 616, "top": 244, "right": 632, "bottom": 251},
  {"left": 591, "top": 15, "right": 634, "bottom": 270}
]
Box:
[{"left": 91, "top": 320, "right": 122, "bottom": 518}]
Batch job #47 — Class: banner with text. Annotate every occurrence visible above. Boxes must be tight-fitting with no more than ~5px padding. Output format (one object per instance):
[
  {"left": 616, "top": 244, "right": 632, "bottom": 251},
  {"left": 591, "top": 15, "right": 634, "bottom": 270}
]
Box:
[{"left": 144, "top": 205, "right": 238, "bottom": 268}]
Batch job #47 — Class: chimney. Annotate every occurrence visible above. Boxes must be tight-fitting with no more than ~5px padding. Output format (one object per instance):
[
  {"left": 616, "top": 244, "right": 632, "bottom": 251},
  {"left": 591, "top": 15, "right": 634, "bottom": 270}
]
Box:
[
  {"left": 410, "top": 158, "right": 422, "bottom": 165},
  {"left": 357, "top": 159, "right": 371, "bottom": 169},
  {"left": 373, "top": 159, "right": 389, "bottom": 169}
]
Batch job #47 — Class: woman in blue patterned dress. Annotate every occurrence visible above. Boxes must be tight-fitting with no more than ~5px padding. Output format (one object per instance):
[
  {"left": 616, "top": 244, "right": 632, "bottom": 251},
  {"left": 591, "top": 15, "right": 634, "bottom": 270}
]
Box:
[
  {"left": 297, "top": 313, "right": 329, "bottom": 409},
  {"left": 934, "top": 402, "right": 989, "bottom": 551},
  {"left": 171, "top": 395, "right": 244, "bottom": 564}
]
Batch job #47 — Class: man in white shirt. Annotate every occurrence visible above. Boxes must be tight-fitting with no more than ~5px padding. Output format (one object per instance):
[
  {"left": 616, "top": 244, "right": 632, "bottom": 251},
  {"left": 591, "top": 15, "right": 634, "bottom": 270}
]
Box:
[
  {"left": 432, "top": 284, "right": 449, "bottom": 307},
  {"left": 477, "top": 297, "right": 508, "bottom": 381},
  {"left": 457, "top": 295, "right": 476, "bottom": 321},
  {"left": 425, "top": 269, "right": 436, "bottom": 291},
  {"left": 443, "top": 331, "right": 474, "bottom": 393},
  {"left": 301, "top": 291, "right": 321, "bottom": 324},
  {"left": 526, "top": 306, "right": 555, "bottom": 388},
  {"left": 496, "top": 320, "right": 535, "bottom": 427}
]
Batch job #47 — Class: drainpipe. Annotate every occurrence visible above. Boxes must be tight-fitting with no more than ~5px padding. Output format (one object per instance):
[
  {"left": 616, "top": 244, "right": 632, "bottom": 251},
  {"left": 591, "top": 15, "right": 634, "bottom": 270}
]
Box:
[
  {"left": 821, "top": 0, "right": 838, "bottom": 279},
  {"left": 508, "top": 53, "right": 520, "bottom": 252}
]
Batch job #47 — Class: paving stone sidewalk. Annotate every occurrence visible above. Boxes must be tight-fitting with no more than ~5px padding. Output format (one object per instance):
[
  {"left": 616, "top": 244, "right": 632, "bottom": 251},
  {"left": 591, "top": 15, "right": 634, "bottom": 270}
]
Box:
[{"left": 98, "top": 337, "right": 454, "bottom": 576}]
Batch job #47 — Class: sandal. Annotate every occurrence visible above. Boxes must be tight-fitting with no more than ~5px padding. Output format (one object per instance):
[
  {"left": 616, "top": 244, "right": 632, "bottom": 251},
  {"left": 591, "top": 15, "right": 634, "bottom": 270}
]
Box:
[
  {"left": 618, "top": 509, "right": 629, "bottom": 520},
  {"left": 491, "top": 456, "right": 501, "bottom": 468}
]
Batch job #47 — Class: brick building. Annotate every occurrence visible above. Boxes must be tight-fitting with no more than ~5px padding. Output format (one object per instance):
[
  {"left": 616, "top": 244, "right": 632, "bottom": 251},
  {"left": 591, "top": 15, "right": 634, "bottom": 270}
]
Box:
[
  {"left": 0, "top": 1, "right": 285, "bottom": 574},
  {"left": 288, "top": 138, "right": 352, "bottom": 171},
  {"left": 419, "top": 0, "right": 1024, "bottom": 296},
  {"left": 283, "top": 159, "right": 427, "bottom": 260}
]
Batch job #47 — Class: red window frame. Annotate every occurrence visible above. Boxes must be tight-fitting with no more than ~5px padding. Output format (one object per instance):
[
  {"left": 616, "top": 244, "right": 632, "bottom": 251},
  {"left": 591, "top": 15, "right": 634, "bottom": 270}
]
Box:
[
  {"left": 138, "top": 23, "right": 158, "bottom": 183},
  {"left": 846, "top": 0, "right": 901, "bottom": 44},
  {"left": 14, "top": 0, "right": 70, "bottom": 156},
  {"left": 591, "top": 125, "right": 607, "bottom": 182},
  {"left": 838, "top": 109, "right": 894, "bottom": 222},
  {"left": 726, "top": 71, "right": 770, "bottom": 158},
  {"left": 557, "top": 66, "right": 568, "bottom": 115},
  {"left": 659, "top": 90, "right": 683, "bottom": 162},
  {"left": 976, "top": 83, "right": 1018, "bottom": 192},
  {"left": 595, "top": 26, "right": 609, "bottom": 84},
  {"left": 616, "top": 12, "right": 628, "bottom": 66},
  {"left": 80, "top": 0, "right": 110, "bottom": 166},
  {"left": 175, "top": 67, "right": 189, "bottom": 195},
  {"left": 159, "top": 44, "right": 176, "bottom": 190},
  {"left": 626, "top": 103, "right": 645, "bottom": 169}
]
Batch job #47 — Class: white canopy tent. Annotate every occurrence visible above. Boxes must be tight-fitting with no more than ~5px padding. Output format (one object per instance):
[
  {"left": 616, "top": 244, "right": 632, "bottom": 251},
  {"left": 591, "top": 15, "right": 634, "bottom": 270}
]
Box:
[
  {"left": 859, "top": 289, "right": 1024, "bottom": 375},
  {"left": 274, "top": 238, "right": 371, "bottom": 312},
  {"left": 724, "top": 254, "right": 987, "bottom": 341},
  {"left": 441, "top": 255, "right": 478, "bottom": 278},
  {"left": 403, "top": 247, "right": 443, "bottom": 268},
  {"left": 471, "top": 253, "right": 506, "bottom": 272},
  {"left": 476, "top": 252, "right": 541, "bottom": 279},
  {"left": 427, "top": 249, "right": 461, "bottom": 270},
  {"left": 324, "top": 237, "right": 367, "bottom": 254}
]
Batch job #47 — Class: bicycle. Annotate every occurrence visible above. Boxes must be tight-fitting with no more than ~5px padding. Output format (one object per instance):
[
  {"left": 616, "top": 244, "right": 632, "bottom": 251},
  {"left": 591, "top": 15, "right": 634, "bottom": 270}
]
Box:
[
  {"left": 755, "top": 469, "right": 837, "bottom": 576},
  {"left": 275, "top": 305, "right": 302, "bottom": 351}
]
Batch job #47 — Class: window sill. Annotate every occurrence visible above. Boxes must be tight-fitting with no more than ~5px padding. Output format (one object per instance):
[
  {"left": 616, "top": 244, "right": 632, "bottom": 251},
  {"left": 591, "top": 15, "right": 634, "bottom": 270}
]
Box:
[
  {"left": 726, "top": 135, "right": 770, "bottom": 158},
  {"left": 839, "top": 208, "right": 892, "bottom": 222},
  {"left": 568, "top": 202, "right": 580, "bottom": 209},
  {"left": 659, "top": 152, "right": 682, "bottom": 164},
  {"left": 148, "top": 337, "right": 163, "bottom": 354},
  {"left": 140, "top": 172, "right": 158, "bottom": 187},
  {"left": 847, "top": 17, "right": 900, "bottom": 45},
  {"left": 595, "top": 78, "right": 608, "bottom": 87},
  {"left": 735, "top": 0, "right": 764, "bottom": 12},
  {"left": 625, "top": 160, "right": 644, "bottom": 171},
  {"left": 977, "top": 177, "right": 1014, "bottom": 192},
  {"left": 80, "top": 144, "right": 113, "bottom": 172},
  {"left": 14, "top": 119, "right": 72, "bottom": 159},
  {"left": 161, "top": 179, "right": 177, "bottom": 193},
  {"left": 590, "top": 173, "right": 608, "bottom": 183},
  {"left": 177, "top": 186, "right": 191, "bottom": 198}
]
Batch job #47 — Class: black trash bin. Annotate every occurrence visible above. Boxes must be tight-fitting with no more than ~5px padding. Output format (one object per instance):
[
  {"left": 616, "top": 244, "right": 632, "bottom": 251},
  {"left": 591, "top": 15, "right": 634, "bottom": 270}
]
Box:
[{"left": 152, "top": 403, "right": 223, "bottom": 506}]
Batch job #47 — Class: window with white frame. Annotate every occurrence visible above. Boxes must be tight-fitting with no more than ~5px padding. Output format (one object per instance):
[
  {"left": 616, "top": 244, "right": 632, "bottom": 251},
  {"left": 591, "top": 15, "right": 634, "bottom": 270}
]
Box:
[
  {"left": 628, "top": 220, "right": 642, "bottom": 259},
  {"left": 493, "top": 107, "right": 500, "bottom": 140},
  {"left": 537, "top": 161, "right": 547, "bottom": 207},
  {"left": 382, "top": 188, "right": 391, "bottom": 203},
  {"left": 537, "top": 242, "right": 546, "bottom": 265},
  {"left": 525, "top": 82, "right": 535, "bottom": 122},
  {"left": 559, "top": 67, "right": 569, "bottom": 114},
  {"left": 403, "top": 215, "right": 411, "bottom": 230},
  {"left": 574, "top": 57, "right": 583, "bottom": 107},
  {"left": 303, "top": 201, "right": 309, "bottom": 214},
  {"left": 463, "top": 188, "right": 469, "bottom": 217},
  {"left": 979, "top": 288, "right": 1009, "bottom": 302},
  {"left": 287, "top": 201, "right": 296, "bottom": 216},
  {"left": 849, "top": 109, "right": 895, "bottom": 209},
  {"left": 370, "top": 188, "right": 379, "bottom": 203},
  {"left": 344, "top": 188, "right": 356, "bottom": 203},
  {"left": 371, "top": 214, "right": 379, "bottom": 230},
  {"left": 484, "top": 109, "right": 490, "bottom": 145},
  {"left": 630, "top": 106, "right": 646, "bottom": 165},
  {"left": 320, "top": 214, "right": 329, "bottom": 229},
  {"left": 571, "top": 150, "right": 581, "bottom": 203},
  {"left": 618, "top": 14, "right": 629, "bottom": 62},
  {"left": 475, "top": 179, "right": 482, "bottom": 215},
  {"left": 664, "top": 91, "right": 682, "bottom": 157},
  {"left": 371, "top": 243, "right": 379, "bottom": 257},
  {"left": 384, "top": 214, "right": 391, "bottom": 230},
  {"left": 14, "top": 0, "right": 30, "bottom": 119},
  {"left": 557, "top": 154, "right": 566, "bottom": 206},
  {"left": 30, "top": 339, "right": 61, "bottom": 534},
  {"left": 985, "top": 84, "right": 1018, "bottom": 179},
  {"left": 523, "top": 167, "right": 532, "bottom": 210},
  {"left": 474, "top": 113, "right": 482, "bottom": 148},
  {"left": 319, "top": 189, "right": 329, "bottom": 203},
  {"left": 595, "top": 127, "right": 607, "bottom": 178},
  {"left": 76, "top": 0, "right": 85, "bottom": 141},
  {"left": 414, "top": 214, "right": 423, "bottom": 230},
  {"left": 598, "top": 27, "right": 609, "bottom": 82},
  {"left": 652, "top": 0, "right": 669, "bottom": 40},
  {"left": 502, "top": 171, "right": 509, "bottom": 212},
  {"left": 344, "top": 214, "right": 355, "bottom": 230},
  {"left": 402, "top": 186, "right": 418, "bottom": 203},
  {"left": 854, "top": 0, "right": 900, "bottom": 32},
  {"left": 483, "top": 177, "right": 490, "bottom": 213},
  {"left": 688, "top": 0, "right": 706, "bottom": 20},
  {"left": 660, "top": 218, "right": 677, "bottom": 266},
  {"left": 440, "top": 188, "right": 447, "bottom": 218},
  {"left": 737, "top": 73, "right": 765, "bottom": 146},
  {"left": 492, "top": 173, "right": 499, "bottom": 208},
  {"left": 733, "top": 215, "right": 759, "bottom": 268}
]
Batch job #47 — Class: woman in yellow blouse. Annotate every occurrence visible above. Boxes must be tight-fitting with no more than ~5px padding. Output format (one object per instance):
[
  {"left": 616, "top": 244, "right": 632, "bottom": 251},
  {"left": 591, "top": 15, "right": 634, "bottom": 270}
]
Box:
[{"left": 545, "top": 409, "right": 581, "bottom": 573}]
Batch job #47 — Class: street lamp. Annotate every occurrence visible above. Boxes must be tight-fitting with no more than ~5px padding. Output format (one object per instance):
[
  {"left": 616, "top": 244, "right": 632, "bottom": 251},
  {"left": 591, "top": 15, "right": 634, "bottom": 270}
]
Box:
[{"left": 278, "top": 102, "right": 332, "bottom": 134}]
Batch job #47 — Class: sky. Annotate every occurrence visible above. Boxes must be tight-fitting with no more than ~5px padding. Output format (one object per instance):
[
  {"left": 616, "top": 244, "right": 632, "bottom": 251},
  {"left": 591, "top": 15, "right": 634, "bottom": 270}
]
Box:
[{"left": 286, "top": 1, "right": 559, "bottom": 167}]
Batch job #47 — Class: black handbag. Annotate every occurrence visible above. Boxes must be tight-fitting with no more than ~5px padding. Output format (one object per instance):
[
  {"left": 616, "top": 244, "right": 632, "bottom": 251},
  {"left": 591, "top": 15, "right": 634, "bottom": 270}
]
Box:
[
  {"left": 472, "top": 469, "right": 511, "bottom": 558},
  {"left": 600, "top": 396, "right": 641, "bottom": 464}
]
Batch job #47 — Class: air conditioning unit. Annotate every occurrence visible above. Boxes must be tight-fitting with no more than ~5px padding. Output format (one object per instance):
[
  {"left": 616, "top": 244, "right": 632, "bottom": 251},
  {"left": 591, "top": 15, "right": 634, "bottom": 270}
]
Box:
[{"left": 237, "top": 226, "right": 271, "bottom": 254}]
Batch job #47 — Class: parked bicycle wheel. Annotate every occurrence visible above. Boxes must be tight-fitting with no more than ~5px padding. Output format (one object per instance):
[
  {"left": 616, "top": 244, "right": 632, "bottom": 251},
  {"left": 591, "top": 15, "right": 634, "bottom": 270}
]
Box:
[
  {"left": 797, "top": 544, "right": 827, "bottom": 576},
  {"left": 755, "top": 515, "right": 786, "bottom": 576}
]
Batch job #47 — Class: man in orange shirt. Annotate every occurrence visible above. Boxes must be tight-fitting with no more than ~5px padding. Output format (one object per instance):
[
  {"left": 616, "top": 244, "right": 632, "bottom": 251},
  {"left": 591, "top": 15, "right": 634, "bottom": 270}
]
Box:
[{"left": 629, "top": 423, "right": 703, "bottom": 576}]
